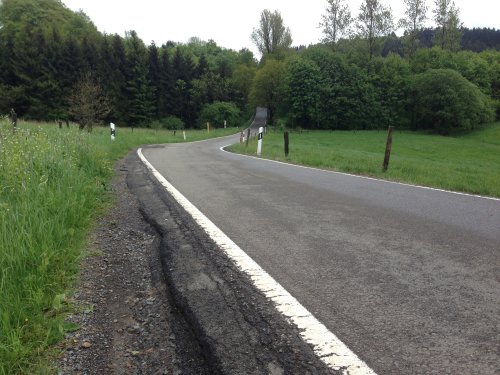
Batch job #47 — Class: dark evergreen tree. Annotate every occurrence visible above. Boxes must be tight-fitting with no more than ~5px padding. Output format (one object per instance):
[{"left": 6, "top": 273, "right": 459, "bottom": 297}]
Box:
[
  {"left": 461, "top": 28, "right": 500, "bottom": 52},
  {"left": 124, "top": 31, "right": 154, "bottom": 126},
  {"left": 195, "top": 53, "right": 209, "bottom": 78},
  {"left": 158, "top": 48, "right": 175, "bottom": 118},
  {"left": 147, "top": 43, "right": 161, "bottom": 118},
  {"left": 0, "top": 27, "right": 19, "bottom": 112},
  {"left": 171, "top": 47, "right": 196, "bottom": 125},
  {"left": 45, "top": 28, "right": 67, "bottom": 120},
  {"left": 107, "top": 34, "right": 129, "bottom": 123}
]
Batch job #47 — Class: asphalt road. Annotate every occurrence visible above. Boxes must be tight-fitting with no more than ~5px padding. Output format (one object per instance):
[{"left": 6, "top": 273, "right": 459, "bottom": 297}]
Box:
[{"left": 142, "top": 134, "right": 499, "bottom": 375}]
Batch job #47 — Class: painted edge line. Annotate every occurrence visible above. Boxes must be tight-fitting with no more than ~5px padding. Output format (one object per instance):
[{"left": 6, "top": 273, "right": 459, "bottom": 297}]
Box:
[
  {"left": 137, "top": 148, "right": 377, "bottom": 375},
  {"left": 219, "top": 145, "right": 500, "bottom": 202}
]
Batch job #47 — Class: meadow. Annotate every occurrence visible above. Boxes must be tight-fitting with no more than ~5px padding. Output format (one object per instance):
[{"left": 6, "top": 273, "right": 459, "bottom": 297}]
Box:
[
  {"left": 229, "top": 123, "right": 500, "bottom": 198},
  {"left": 0, "top": 119, "right": 238, "bottom": 374}
]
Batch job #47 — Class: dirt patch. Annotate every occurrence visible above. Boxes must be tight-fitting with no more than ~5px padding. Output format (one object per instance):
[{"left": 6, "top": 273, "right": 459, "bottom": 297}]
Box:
[{"left": 57, "top": 158, "right": 207, "bottom": 375}]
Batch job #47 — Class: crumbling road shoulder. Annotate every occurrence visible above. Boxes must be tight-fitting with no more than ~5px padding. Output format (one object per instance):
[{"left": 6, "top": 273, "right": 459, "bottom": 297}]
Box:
[
  {"left": 58, "top": 148, "right": 335, "bottom": 375},
  {"left": 127, "top": 147, "right": 336, "bottom": 375},
  {"left": 58, "top": 153, "right": 208, "bottom": 375}
]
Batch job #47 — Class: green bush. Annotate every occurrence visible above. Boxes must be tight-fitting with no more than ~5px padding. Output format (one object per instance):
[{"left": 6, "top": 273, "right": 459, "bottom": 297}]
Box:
[
  {"left": 410, "top": 69, "right": 495, "bottom": 134},
  {"left": 150, "top": 116, "right": 184, "bottom": 130},
  {"left": 198, "top": 101, "right": 240, "bottom": 128}
]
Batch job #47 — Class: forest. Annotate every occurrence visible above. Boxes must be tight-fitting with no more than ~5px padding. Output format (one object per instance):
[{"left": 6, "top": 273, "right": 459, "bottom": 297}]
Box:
[{"left": 0, "top": 0, "right": 499, "bottom": 134}]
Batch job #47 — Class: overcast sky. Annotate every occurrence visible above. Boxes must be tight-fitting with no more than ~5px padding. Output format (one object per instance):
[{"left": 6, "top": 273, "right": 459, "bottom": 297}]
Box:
[{"left": 61, "top": 0, "right": 499, "bottom": 55}]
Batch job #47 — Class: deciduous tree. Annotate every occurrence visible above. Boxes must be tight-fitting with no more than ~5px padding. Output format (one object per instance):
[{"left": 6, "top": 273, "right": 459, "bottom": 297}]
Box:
[
  {"left": 249, "top": 59, "right": 286, "bottom": 124},
  {"left": 285, "top": 58, "right": 321, "bottom": 127},
  {"left": 69, "top": 71, "right": 111, "bottom": 131},
  {"left": 433, "top": 0, "right": 462, "bottom": 51},
  {"left": 319, "top": 0, "right": 352, "bottom": 49},
  {"left": 356, "top": 0, "right": 394, "bottom": 59},
  {"left": 399, "top": 0, "right": 428, "bottom": 58},
  {"left": 251, "top": 9, "right": 292, "bottom": 56}
]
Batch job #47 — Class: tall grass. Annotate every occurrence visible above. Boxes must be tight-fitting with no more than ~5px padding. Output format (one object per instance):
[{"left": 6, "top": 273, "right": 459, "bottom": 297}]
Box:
[
  {"left": 0, "top": 119, "right": 239, "bottom": 374},
  {"left": 0, "top": 122, "right": 112, "bottom": 373},
  {"left": 228, "top": 123, "right": 500, "bottom": 198}
]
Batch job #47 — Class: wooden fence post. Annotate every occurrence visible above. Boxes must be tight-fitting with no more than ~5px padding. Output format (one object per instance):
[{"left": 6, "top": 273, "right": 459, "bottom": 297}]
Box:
[
  {"left": 284, "top": 131, "right": 289, "bottom": 157},
  {"left": 383, "top": 126, "right": 394, "bottom": 171}
]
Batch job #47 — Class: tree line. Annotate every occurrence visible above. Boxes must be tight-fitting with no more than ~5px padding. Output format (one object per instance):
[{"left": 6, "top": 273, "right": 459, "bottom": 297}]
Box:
[
  {"left": 0, "top": 0, "right": 257, "bottom": 129},
  {"left": 260, "top": 47, "right": 497, "bottom": 134},
  {"left": 0, "top": 0, "right": 499, "bottom": 134},
  {"left": 250, "top": 0, "right": 499, "bottom": 134}
]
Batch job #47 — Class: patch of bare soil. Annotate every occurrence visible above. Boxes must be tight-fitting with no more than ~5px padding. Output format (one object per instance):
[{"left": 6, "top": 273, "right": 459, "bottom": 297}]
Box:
[{"left": 57, "top": 158, "right": 207, "bottom": 375}]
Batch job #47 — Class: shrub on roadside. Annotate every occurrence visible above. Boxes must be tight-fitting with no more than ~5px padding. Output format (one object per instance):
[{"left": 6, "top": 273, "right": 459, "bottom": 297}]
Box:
[
  {"left": 409, "top": 69, "right": 495, "bottom": 134},
  {"left": 150, "top": 116, "right": 185, "bottom": 131},
  {"left": 198, "top": 101, "right": 240, "bottom": 129}
]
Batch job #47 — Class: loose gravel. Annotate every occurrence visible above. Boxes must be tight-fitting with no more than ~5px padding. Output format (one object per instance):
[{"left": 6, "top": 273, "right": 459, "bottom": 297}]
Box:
[{"left": 57, "top": 158, "right": 207, "bottom": 375}]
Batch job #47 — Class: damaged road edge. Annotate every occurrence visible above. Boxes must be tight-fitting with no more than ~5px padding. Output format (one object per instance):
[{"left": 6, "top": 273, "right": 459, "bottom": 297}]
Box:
[
  {"left": 128, "top": 148, "right": 337, "bottom": 374},
  {"left": 132, "top": 147, "right": 371, "bottom": 374}
]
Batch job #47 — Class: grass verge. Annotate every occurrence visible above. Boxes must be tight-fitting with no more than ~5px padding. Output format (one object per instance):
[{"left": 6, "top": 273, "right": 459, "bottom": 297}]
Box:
[
  {"left": 228, "top": 123, "right": 500, "bottom": 198},
  {"left": 0, "top": 120, "right": 239, "bottom": 374}
]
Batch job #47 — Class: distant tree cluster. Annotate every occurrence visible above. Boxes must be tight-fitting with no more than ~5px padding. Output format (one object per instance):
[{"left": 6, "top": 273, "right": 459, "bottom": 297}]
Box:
[
  {"left": 246, "top": 0, "right": 498, "bottom": 134},
  {"left": 1, "top": 0, "right": 499, "bottom": 135},
  {"left": 0, "top": 0, "right": 257, "bottom": 128},
  {"left": 254, "top": 46, "right": 497, "bottom": 133}
]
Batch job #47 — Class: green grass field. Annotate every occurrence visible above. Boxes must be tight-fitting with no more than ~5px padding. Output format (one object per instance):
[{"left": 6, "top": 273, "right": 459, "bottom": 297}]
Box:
[
  {"left": 229, "top": 123, "right": 500, "bottom": 198},
  {"left": 0, "top": 119, "right": 239, "bottom": 374}
]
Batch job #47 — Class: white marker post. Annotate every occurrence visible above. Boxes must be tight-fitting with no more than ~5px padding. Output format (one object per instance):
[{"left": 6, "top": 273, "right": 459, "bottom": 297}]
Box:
[
  {"left": 183, "top": 130, "right": 186, "bottom": 140},
  {"left": 110, "top": 122, "right": 116, "bottom": 141},
  {"left": 257, "top": 126, "right": 263, "bottom": 156},
  {"left": 224, "top": 120, "right": 227, "bottom": 129}
]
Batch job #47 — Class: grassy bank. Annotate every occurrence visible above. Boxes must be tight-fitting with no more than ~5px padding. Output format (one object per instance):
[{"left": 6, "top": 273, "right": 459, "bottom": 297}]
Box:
[
  {"left": 0, "top": 120, "right": 239, "bottom": 374},
  {"left": 229, "top": 123, "right": 500, "bottom": 198}
]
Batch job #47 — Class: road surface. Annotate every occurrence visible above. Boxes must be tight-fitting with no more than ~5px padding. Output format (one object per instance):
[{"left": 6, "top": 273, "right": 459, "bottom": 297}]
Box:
[{"left": 140, "top": 133, "right": 499, "bottom": 375}]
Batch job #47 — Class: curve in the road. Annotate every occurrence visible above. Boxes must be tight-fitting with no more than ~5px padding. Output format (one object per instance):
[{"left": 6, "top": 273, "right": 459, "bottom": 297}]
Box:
[
  {"left": 138, "top": 147, "right": 376, "bottom": 375},
  {"left": 140, "top": 134, "right": 499, "bottom": 375}
]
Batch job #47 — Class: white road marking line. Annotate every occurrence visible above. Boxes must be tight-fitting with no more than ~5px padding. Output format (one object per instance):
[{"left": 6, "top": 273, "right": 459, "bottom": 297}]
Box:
[
  {"left": 220, "top": 145, "right": 500, "bottom": 202},
  {"left": 138, "top": 148, "right": 377, "bottom": 375}
]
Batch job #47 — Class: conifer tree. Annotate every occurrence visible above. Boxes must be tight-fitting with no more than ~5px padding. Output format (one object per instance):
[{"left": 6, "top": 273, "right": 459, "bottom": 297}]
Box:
[
  {"left": 147, "top": 43, "right": 161, "bottom": 118},
  {"left": 158, "top": 48, "right": 175, "bottom": 118},
  {"left": 124, "top": 31, "right": 154, "bottom": 126}
]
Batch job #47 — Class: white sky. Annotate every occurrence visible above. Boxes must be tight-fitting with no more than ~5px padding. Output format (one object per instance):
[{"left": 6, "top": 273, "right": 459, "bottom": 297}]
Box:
[{"left": 61, "top": 0, "right": 500, "bottom": 56}]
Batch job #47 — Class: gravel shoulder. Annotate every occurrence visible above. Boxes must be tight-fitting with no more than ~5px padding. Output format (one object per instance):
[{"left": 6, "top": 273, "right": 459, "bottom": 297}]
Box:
[{"left": 57, "top": 156, "right": 207, "bottom": 375}]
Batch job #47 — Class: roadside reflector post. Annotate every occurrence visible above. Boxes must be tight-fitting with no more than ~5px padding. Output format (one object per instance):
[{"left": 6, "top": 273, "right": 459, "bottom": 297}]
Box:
[
  {"left": 246, "top": 128, "right": 250, "bottom": 147},
  {"left": 284, "top": 131, "right": 289, "bottom": 157},
  {"left": 183, "top": 130, "right": 186, "bottom": 140},
  {"left": 224, "top": 120, "right": 227, "bottom": 129},
  {"left": 257, "top": 126, "right": 263, "bottom": 156},
  {"left": 383, "top": 126, "right": 393, "bottom": 171},
  {"left": 110, "top": 122, "right": 116, "bottom": 141}
]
